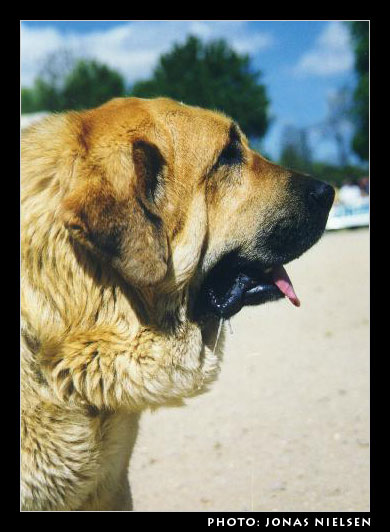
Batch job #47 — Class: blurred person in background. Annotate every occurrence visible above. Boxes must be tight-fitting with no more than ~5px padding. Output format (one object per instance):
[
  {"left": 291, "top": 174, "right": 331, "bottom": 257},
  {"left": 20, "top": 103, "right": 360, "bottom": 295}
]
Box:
[
  {"left": 358, "top": 177, "right": 369, "bottom": 196},
  {"left": 338, "top": 178, "right": 364, "bottom": 206}
]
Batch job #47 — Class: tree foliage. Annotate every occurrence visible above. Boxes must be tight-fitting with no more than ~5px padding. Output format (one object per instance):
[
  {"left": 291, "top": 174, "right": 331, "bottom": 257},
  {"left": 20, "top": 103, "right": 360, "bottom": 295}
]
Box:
[
  {"left": 347, "top": 21, "right": 369, "bottom": 162},
  {"left": 131, "top": 36, "right": 271, "bottom": 140},
  {"left": 21, "top": 87, "right": 39, "bottom": 114},
  {"left": 21, "top": 55, "right": 126, "bottom": 113},
  {"left": 62, "top": 60, "right": 126, "bottom": 110},
  {"left": 309, "top": 161, "right": 367, "bottom": 188},
  {"left": 278, "top": 145, "right": 367, "bottom": 188},
  {"left": 280, "top": 126, "right": 313, "bottom": 173},
  {"left": 278, "top": 125, "right": 367, "bottom": 188}
]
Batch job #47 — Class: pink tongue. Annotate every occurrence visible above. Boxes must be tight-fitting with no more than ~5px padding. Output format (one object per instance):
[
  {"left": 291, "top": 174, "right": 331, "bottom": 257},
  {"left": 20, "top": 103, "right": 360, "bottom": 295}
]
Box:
[{"left": 272, "top": 265, "right": 301, "bottom": 307}]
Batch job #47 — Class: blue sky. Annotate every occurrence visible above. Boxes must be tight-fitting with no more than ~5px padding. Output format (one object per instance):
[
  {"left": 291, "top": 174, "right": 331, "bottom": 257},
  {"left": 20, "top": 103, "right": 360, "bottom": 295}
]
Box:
[{"left": 21, "top": 20, "right": 362, "bottom": 164}]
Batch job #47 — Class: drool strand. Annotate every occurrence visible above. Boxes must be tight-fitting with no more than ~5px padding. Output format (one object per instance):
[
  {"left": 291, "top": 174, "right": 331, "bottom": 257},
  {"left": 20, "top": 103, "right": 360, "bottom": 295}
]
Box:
[{"left": 212, "top": 318, "right": 225, "bottom": 357}]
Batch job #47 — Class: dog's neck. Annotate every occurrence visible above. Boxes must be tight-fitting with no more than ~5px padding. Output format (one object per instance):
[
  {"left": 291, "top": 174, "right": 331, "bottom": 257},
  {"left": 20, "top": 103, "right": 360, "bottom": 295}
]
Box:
[
  {"left": 21, "top": 204, "right": 195, "bottom": 373},
  {"left": 21, "top": 120, "right": 220, "bottom": 415}
]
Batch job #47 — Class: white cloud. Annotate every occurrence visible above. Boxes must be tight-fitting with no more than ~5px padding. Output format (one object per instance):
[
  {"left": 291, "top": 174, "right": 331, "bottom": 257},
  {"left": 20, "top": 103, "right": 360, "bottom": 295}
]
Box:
[
  {"left": 293, "top": 21, "right": 354, "bottom": 77},
  {"left": 21, "top": 21, "right": 274, "bottom": 87}
]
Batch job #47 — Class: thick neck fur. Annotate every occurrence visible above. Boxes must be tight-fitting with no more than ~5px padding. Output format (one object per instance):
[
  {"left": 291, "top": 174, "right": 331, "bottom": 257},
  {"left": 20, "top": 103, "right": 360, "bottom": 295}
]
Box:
[
  {"left": 22, "top": 116, "right": 139, "bottom": 346},
  {"left": 21, "top": 115, "right": 221, "bottom": 413}
]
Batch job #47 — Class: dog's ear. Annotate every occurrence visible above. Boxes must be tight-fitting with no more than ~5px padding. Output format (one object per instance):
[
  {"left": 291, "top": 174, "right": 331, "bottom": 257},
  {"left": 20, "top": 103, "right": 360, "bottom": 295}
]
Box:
[{"left": 61, "top": 139, "right": 168, "bottom": 287}]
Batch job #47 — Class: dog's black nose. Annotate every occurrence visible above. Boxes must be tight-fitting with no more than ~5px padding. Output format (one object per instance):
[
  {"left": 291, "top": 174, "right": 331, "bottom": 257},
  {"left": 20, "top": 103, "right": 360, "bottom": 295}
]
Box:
[{"left": 309, "top": 181, "right": 335, "bottom": 211}]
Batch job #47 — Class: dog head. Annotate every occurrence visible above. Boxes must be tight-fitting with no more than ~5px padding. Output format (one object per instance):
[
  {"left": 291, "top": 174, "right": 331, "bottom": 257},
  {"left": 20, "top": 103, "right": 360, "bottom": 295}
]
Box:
[{"left": 60, "top": 97, "right": 334, "bottom": 320}]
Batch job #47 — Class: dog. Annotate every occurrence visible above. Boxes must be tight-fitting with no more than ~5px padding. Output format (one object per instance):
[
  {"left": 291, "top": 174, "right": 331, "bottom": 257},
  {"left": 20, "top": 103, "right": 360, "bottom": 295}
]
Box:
[{"left": 21, "top": 97, "right": 334, "bottom": 510}]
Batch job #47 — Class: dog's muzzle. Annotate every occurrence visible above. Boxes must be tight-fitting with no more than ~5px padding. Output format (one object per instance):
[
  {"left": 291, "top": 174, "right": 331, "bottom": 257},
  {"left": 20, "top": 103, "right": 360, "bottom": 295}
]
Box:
[{"left": 194, "top": 177, "right": 335, "bottom": 320}]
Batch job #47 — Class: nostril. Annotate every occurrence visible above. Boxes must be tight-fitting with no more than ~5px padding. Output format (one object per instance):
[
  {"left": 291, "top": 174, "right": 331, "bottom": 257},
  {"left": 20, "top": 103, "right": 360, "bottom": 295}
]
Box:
[{"left": 309, "top": 182, "right": 335, "bottom": 210}]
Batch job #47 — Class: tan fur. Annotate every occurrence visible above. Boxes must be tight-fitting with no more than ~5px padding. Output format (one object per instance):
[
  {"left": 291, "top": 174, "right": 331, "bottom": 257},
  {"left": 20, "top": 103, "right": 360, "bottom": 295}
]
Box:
[{"left": 21, "top": 97, "right": 305, "bottom": 511}]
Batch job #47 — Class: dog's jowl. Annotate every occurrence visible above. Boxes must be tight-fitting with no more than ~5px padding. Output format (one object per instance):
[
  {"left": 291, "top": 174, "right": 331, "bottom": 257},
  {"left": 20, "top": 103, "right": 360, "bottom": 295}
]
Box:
[{"left": 21, "top": 97, "right": 334, "bottom": 511}]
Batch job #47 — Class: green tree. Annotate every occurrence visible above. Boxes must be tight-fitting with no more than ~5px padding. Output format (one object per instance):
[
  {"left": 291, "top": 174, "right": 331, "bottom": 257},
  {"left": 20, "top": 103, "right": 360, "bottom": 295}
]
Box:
[
  {"left": 131, "top": 36, "right": 271, "bottom": 140},
  {"left": 21, "top": 54, "right": 126, "bottom": 113},
  {"left": 347, "top": 21, "right": 369, "bottom": 161},
  {"left": 21, "top": 87, "right": 38, "bottom": 114},
  {"left": 62, "top": 59, "right": 126, "bottom": 110},
  {"left": 280, "top": 144, "right": 306, "bottom": 172},
  {"left": 22, "top": 49, "right": 75, "bottom": 112},
  {"left": 280, "top": 126, "right": 312, "bottom": 173},
  {"left": 30, "top": 77, "right": 65, "bottom": 112},
  {"left": 310, "top": 161, "right": 367, "bottom": 189}
]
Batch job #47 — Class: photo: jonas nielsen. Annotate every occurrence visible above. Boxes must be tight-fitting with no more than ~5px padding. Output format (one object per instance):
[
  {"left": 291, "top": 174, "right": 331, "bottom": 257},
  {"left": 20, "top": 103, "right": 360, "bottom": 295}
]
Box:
[{"left": 21, "top": 96, "right": 334, "bottom": 511}]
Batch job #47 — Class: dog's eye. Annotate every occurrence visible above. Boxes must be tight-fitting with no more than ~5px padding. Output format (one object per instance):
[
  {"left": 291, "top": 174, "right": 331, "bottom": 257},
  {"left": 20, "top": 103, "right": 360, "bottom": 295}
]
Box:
[{"left": 216, "top": 142, "right": 243, "bottom": 167}]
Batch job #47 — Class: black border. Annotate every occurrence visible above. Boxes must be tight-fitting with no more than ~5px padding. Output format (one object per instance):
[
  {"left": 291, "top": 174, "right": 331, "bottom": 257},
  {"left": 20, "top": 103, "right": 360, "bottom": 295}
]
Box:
[{"left": 17, "top": 18, "right": 375, "bottom": 523}]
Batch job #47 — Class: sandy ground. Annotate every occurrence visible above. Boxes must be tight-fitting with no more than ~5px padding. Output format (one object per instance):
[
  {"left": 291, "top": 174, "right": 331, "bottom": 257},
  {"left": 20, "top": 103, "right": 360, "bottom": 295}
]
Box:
[{"left": 129, "top": 228, "right": 369, "bottom": 512}]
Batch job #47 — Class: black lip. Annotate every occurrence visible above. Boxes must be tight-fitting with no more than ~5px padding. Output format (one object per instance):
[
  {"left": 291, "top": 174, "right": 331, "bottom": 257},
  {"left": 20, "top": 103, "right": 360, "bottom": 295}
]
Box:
[
  {"left": 243, "top": 282, "right": 284, "bottom": 307},
  {"left": 194, "top": 258, "right": 284, "bottom": 320}
]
